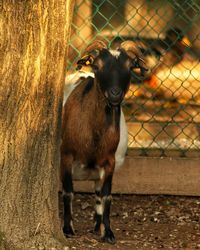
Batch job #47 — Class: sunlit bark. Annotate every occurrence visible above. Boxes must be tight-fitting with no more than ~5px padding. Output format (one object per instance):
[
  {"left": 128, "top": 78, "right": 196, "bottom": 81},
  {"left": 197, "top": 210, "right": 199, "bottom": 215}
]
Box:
[{"left": 0, "top": 0, "right": 74, "bottom": 249}]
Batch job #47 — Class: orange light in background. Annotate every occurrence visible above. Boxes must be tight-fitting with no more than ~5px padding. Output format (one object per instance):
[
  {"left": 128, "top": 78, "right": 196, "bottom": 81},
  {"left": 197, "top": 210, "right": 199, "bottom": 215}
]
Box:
[{"left": 181, "top": 36, "right": 192, "bottom": 47}]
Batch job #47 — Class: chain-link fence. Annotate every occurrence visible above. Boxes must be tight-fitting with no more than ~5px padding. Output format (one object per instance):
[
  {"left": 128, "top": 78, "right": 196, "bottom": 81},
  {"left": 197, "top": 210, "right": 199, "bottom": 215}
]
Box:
[{"left": 67, "top": 0, "right": 200, "bottom": 157}]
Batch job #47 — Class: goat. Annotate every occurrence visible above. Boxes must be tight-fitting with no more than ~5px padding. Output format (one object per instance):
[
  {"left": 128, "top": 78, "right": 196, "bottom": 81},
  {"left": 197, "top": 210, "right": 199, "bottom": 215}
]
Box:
[{"left": 61, "top": 40, "right": 147, "bottom": 244}]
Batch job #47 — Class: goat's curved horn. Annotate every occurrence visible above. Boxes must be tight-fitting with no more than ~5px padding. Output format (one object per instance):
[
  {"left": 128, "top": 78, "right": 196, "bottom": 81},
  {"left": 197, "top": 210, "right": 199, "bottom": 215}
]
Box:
[
  {"left": 85, "top": 40, "right": 107, "bottom": 54},
  {"left": 77, "top": 40, "right": 107, "bottom": 70},
  {"left": 120, "top": 40, "right": 142, "bottom": 58}
]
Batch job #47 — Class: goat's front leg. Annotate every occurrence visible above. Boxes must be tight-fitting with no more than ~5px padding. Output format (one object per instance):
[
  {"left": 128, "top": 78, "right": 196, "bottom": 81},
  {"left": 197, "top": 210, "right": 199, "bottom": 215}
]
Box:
[
  {"left": 94, "top": 159, "right": 115, "bottom": 244},
  {"left": 61, "top": 153, "right": 75, "bottom": 237},
  {"left": 94, "top": 179, "right": 103, "bottom": 233}
]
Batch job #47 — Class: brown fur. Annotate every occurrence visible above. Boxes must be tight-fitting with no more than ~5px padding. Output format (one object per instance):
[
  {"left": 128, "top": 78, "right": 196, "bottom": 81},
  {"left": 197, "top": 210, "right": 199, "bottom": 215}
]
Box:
[{"left": 61, "top": 78, "right": 120, "bottom": 180}]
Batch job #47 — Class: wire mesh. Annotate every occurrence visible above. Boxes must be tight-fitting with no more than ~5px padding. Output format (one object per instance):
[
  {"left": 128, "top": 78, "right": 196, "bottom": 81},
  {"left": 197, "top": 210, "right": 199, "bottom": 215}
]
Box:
[{"left": 67, "top": 0, "right": 200, "bottom": 157}]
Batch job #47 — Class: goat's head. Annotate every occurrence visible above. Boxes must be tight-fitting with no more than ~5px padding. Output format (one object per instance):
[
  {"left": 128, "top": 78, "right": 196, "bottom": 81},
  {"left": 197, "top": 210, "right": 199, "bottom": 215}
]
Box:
[{"left": 77, "top": 40, "right": 148, "bottom": 106}]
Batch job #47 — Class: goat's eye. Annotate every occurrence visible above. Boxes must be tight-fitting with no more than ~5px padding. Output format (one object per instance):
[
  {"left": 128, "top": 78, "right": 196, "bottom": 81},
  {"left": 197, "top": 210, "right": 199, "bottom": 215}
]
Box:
[
  {"left": 132, "top": 58, "right": 139, "bottom": 68},
  {"left": 92, "top": 58, "right": 104, "bottom": 72},
  {"left": 92, "top": 64, "right": 99, "bottom": 72}
]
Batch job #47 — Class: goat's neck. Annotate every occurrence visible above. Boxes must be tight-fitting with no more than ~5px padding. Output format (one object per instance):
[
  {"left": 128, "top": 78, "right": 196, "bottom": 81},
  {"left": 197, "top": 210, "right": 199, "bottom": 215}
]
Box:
[{"left": 94, "top": 80, "right": 121, "bottom": 130}]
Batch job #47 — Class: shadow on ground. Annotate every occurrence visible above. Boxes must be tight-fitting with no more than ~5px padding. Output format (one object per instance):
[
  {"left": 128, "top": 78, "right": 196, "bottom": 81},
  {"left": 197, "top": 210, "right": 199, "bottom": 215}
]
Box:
[{"left": 59, "top": 193, "right": 200, "bottom": 250}]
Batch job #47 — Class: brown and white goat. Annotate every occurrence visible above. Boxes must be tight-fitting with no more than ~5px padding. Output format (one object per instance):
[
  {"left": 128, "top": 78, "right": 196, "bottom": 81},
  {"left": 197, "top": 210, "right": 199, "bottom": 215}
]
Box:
[{"left": 61, "top": 40, "right": 147, "bottom": 244}]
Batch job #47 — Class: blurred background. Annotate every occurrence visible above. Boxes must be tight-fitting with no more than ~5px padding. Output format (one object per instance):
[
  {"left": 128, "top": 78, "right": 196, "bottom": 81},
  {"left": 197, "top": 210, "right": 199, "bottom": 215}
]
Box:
[{"left": 66, "top": 0, "right": 200, "bottom": 157}]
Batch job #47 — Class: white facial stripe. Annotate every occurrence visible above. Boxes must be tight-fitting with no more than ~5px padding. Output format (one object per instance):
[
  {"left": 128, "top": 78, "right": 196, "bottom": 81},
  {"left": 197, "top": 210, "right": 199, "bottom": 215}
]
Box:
[{"left": 109, "top": 49, "right": 121, "bottom": 58}]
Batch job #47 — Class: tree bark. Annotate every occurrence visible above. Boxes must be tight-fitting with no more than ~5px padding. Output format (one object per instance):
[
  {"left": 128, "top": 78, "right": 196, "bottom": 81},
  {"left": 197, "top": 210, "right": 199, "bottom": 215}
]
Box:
[{"left": 0, "top": 0, "right": 74, "bottom": 249}]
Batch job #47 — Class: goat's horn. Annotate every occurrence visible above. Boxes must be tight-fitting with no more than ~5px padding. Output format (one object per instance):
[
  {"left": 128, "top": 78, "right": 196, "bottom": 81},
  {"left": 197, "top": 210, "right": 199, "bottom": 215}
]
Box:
[
  {"left": 120, "top": 40, "right": 142, "bottom": 57},
  {"left": 85, "top": 40, "right": 107, "bottom": 54}
]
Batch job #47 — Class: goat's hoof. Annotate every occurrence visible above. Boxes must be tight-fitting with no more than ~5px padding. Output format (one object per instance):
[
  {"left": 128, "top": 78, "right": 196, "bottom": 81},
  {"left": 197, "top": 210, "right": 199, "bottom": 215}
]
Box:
[
  {"left": 101, "top": 229, "right": 116, "bottom": 244},
  {"left": 94, "top": 224, "right": 100, "bottom": 234},
  {"left": 63, "top": 226, "right": 75, "bottom": 237}
]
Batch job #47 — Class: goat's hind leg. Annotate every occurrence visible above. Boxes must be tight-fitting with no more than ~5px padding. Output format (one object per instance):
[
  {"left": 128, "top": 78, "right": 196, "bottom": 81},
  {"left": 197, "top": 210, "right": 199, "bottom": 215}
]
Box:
[
  {"left": 61, "top": 154, "right": 75, "bottom": 237},
  {"left": 94, "top": 180, "right": 103, "bottom": 233}
]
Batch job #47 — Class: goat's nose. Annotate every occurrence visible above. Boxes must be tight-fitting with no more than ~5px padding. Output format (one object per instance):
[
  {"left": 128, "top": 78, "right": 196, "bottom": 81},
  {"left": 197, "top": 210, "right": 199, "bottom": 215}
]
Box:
[{"left": 109, "top": 87, "right": 122, "bottom": 97}]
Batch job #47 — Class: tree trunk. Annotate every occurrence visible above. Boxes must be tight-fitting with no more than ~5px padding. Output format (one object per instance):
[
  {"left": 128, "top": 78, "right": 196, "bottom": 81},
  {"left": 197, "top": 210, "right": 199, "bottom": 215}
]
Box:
[{"left": 0, "top": 0, "right": 74, "bottom": 249}]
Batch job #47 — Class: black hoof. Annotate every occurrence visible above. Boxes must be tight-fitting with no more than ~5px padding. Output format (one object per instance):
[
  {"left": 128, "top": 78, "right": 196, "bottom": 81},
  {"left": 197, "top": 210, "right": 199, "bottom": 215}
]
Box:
[
  {"left": 94, "top": 223, "right": 100, "bottom": 234},
  {"left": 63, "top": 226, "right": 75, "bottom": 237},
  {"left": 101, "top": 229, "right": 116, "bottom": 244}
]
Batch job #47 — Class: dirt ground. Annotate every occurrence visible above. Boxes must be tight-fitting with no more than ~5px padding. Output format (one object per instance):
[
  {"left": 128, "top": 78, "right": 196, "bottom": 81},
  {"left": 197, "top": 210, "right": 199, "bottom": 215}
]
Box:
[{"left": 59, "top": 193, "right": 200, "bottom": 250}]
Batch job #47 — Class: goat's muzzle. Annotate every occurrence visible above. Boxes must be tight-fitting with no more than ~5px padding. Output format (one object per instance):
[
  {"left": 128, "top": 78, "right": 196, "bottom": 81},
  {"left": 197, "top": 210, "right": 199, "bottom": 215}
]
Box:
[{"left": 106, "top": 87, "right": 123, "bottom": 106}]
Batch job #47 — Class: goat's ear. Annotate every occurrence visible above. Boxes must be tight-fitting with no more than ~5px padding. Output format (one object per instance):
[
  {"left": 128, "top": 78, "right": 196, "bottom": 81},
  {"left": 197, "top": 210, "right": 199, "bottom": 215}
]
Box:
[
  {"left": 76, "top": 55, "right": 94, "bottom": 70},
  {"left": 131, "top": 57, "right": 149, "bottom": 76},
  {"left": 77, "top": 39, "right": 107, "bottom": 70}
]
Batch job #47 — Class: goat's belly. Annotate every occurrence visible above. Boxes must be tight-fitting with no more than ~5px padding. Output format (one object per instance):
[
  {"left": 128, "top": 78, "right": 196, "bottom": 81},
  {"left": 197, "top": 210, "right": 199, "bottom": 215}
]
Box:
[
  {"left": 72, "top": 162, "right": 104, "bottom": 181},
  {"left": 115, "top": 110, "right": 128, "bottom": 169}
]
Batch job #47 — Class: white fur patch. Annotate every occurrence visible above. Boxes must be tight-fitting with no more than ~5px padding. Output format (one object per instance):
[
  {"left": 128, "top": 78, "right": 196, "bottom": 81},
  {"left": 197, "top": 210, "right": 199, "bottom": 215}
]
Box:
[
  {"left": 65, "top": 71, "right": 94, "bottom": 84},
  {"left": 99, "top": 168, "right": 105, "bottom": 180},
  {"left": 95, "top": 203, "right": 103, "bottom": 215},
  {"left": 63, "top": 81, "right": 78, "bottom": 105},
  {"left": 100, "top": 223, "right": 105, "bottom": 237},
  {"left": 109, "top": 49, "right": 121, "bottom": 58},
  {"left": 115, "top": 109, "right": 128, "bottom": 169},
  {"left": 63, "top": 71, "right": 95, "bottom": 105},
  {"left": 62, "top": 191, "right": 74, "bottom": 199},
  {"left": 95, "top": 180, "right": 102, "bottom": 193},
  {"left": 70, "top": 220, "right": 75, "bottom": 232}
]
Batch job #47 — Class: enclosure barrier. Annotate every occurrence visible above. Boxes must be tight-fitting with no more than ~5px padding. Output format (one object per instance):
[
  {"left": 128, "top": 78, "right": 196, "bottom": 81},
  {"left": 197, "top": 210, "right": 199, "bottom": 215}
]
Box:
[{"left": 67, "top": 0, "right": 200, "bottom": 195}]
